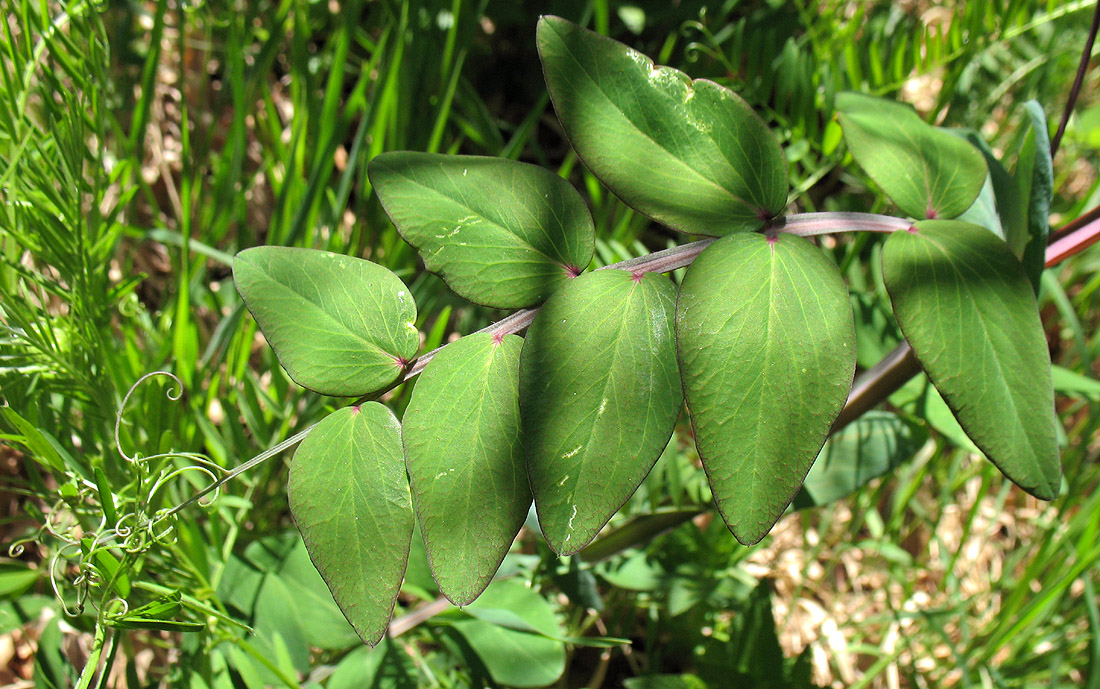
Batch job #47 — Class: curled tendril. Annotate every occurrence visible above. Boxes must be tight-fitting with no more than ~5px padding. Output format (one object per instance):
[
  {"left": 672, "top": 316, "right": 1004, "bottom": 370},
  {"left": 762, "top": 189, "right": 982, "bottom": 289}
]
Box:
[
  {"left": 50, "top": 543, "right": 89, "bottom": 617},
  {"left": 115, "top": 371, "right": 184, "bottom": 463}
]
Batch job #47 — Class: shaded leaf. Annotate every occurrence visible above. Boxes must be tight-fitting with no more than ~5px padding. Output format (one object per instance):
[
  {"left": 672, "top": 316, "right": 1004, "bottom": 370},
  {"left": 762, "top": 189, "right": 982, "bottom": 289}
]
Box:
[
  {"left": 836, "top": 92, "right": 986, "bottom": 220},
  {"left": 288, "top": 404, "right": 414, "bottom": 646},
  {"left": 403, "top": 333, "right": 530, "bottom": 605},
  {"left": 369, "top": 152, "right": 595, "bottom": 308},
  {"left": 520, "top": 269, "right": 682, "bottom": 555},
  {"left": 677, "top": 233, "right": 855, "bottom": 544},
  {"left": 538, "top": 16, "right": 787, "bottom": 236},
  {"left": 451, "top": 579, "right": 566, "bottom": 688},
  {"left": 234, "top": 247, "right": 418, "bottom": 396},
  {"left": 1016, "top": 101, "right": 1054, "bottom": 292},
  {"left": 882, "top": 220, "right": 1060, "bottom": 499},
  {"left": 792, "top": 411, "right": 925, "bottom": 509}
]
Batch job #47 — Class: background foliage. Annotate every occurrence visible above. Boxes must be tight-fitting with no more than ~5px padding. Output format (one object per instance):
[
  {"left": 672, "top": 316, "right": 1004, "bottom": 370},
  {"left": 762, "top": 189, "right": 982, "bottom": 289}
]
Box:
[{"left": 1, "top": 0, "right": 1099, "bottom": 687}]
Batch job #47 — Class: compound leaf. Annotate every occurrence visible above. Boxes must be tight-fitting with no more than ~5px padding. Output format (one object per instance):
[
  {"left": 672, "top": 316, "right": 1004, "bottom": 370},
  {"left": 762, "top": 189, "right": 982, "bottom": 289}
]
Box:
[
  {"left": 520, "top": 269, "right": 681, "bottom": 555},
  {"left": 403, "top": 333, "right": 529, "bottom": 606},
  {"left": 676, "top": 233, "right": 856, "bottom": 544},
  {"left": 288, "top": 404, "right": 414, "bottom": 646},
  {"left": 882, "top": 220, "right": 1060, "bottom": 499},
  {"left": 836, "top": 92, "right": 986, "bottom": 220},
  {"left": 234, "top": 247, "right": 418, "bottom": 396},
  {"left": 369, "top": 153, "right": 595, "bottom": 308},
  {"left": 538, "top": 16, "right": 787, "bottom": 236}
]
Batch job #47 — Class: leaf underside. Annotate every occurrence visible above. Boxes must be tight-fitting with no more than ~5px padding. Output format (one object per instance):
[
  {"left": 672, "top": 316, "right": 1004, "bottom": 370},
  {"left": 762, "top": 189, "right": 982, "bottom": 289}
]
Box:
[
  {"left": 403, "top": 333, "right": 530, "bottom": 606},
  {"left": 233, "top": 247, "right": 418, "bottom": 396},
  {"left": 882, "top": 220, "right": 1060, "bottom": 499},
  {"left": 538, "top": 15, "right": 788, "bottom": 237},
  {"left": 288, "top": 404, "right": 414, "bottom": 646},
  {"left": 836, "top": 92, "right": 987, "bottom": 221},
  {"left": 677, "top": 233, "right": 856, "bottom": 544},
  {"left": 369, "top": 152, "right": 595, "bottom": 308},
  {"left": 520, "top": 269, "right": 682, "bottom": 555}
]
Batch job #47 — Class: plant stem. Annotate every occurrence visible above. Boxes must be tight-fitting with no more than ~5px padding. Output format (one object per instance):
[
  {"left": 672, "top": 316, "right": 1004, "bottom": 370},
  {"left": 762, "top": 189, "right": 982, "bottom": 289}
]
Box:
[{"left": 768, "top": 212, "right": 912, "bottom": 236}]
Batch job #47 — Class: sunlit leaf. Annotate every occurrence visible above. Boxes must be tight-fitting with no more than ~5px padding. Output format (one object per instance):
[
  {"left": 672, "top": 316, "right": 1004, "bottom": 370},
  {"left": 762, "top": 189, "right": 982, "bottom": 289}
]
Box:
[
  {"left": 403, "top": 333, "right": 529, "bottom": 605},
  {"left": 369, "top": 152, "right": 595, "bottom": 308},
  {"left": 836, "top": 92, "right": 986, "bottom": 220},
  {"left": 288, "top": 404, "right": 414, "bottom": 646},
  {"left": 677, "top": 233, "right": 855, "bottom": 544},
  {"left": 520, "top": 269, "right": 681, "bottom": 555},
  {"left": 882, "top": 220, "right": 1060, "bottom": 499},
  {"left": 234, "top": 247, "right": 418, "bottom": 396},
  {"left": 538, "top": 16, "right": 787, "bottom": 236}
]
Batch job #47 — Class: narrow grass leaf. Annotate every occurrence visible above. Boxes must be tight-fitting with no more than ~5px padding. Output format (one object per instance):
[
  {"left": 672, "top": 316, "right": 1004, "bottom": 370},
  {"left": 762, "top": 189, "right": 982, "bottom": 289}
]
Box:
[
  {"left": 836, "top": 92, "right": 986, "bottom": 220},
  {"left": 537, "top": 16, "right": 787, "bottom": 236},
  {"left": 369, "top": 152, "right": 594, "bottom": 308},
  {"left": 882, "top": 220, "right": 1060, "bottom": 499},
  {"left": 677, "top": 233, "right": 856, "bottom": 545},
  {"left": 234, "top": 247, "right": 418, "bottom": 396},
  {"left": 288, "top": 404, "right": 414, "bottom": 646},
  {"left": 403, "top": 333, "right": 529, "bottom": 606},
  {"left": 1017, "top": 101, "right": 1054, "bottom": 292},
  {"left": 520, "top": 269, "right": 681, "bottom": 555}
]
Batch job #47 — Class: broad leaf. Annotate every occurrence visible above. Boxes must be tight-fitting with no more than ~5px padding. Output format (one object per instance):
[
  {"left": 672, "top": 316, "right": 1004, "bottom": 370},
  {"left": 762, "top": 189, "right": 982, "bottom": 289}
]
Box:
[
  {"left": 836, "top": 92, "right": 986, "bottom": 220},
  {"left": 677, "top": 233, "right": 856, "bottom": 545},
  {"left": 403, "top": 333, "right": 530, "bottom": 606},
  {"left": 882, "top": 220, "right": 1061, "bottom": 499},
  {"left": 234, "top": 247, "right": 419, "bottom": 396},
  {"left": 520, "top": 269, "right": 681, "bottom": 555},
  {"left": 451, "top": 579, "right": 566, "bottom": 688},
  {"left": 792, "top": 411, "right": 925, "bottom": 509},
  {"left": 369, "top": 153, "right": 595, "bottom": 308},
  {"left": 538, "top": 16, "right": 787, "bottom": 236},
  {"left": 288, "top": 404, "right": 414, "bottom": 646}
]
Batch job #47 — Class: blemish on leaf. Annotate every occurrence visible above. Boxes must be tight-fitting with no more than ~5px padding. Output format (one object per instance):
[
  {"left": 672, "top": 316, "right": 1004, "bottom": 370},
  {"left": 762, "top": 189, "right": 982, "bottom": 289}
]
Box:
[{"left": 562, "top": 445, "right": 582, "bottom": 459}]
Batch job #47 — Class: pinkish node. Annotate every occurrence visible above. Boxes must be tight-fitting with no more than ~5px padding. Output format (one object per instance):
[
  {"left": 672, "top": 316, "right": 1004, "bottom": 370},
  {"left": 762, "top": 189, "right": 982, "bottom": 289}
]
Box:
[
  {"left": 631, "top": 271, "right": 644, "bottom": 284},
  {"left": 351, "top": 405, "right": 361, "bottom": 415},
  {"left": 394, "top": 356, "right": 409, "bottom": 368},
  {"left": 925, "top": 206, "right": 938, "bottom": 220},
  {"left": 564, "top": 264, "right": 582, "bottom": 278},
  {"left": 492, "top": 331, "right": 505, "bottom": 345},
  {"left": 755, "top": 207, "right": 771, "bottom": 221},
  {"left": 766, "top": 234, "right": 779, "bottom": 246},
  {"left": 907, "top": 225, "right": 919, "bottom": 234}
]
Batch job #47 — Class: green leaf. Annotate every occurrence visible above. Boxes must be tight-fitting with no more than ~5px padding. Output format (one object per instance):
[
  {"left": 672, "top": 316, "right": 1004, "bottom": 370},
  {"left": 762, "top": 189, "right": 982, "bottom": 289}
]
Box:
[
  {"left": 234, "top": 247, "right": 418, "bottom": 396},
  {"left": 276, "top": 539, "right": 361, "bottom": 649},
  {"left": 369, "top": 152, "right": 595, "bottom": 309},
  {"left": 1017, "top": 101, "right": 1054, "bottom": 292},
  {"left": 676, "top": 233, "right": 855, "bottom": 545},
  {"left": 792, "top": 411, "right": 925, "bottom": 509},
  {"left": 882, "top": 220, "right": 1061, "bottom": 499},
  {"left": 836, "top": 92, "right": 986, "bottom": 220},
  {"left": 403, "top": 332, "right": 530, "bottom": 606},
  {"left": 520, "top": 269, "right": 682, "bottom": 555},
  {"left": 288, "top": 404, "right": 414, "bottom": 646},
  {"left": 537, "top": 16, "right": 787, "bottom": 236},
  {"left": 451, "top": 579, "right": 566, "bottom": 688}
]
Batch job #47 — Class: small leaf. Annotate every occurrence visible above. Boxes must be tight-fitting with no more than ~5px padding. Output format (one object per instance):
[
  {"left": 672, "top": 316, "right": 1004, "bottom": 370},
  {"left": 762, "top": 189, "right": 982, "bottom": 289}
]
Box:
[
  {"left": 792, "top": 411, "right": 926, "bottom": 509},
  {"left": 836, "top": 92, "right": 986, "bottom": 220},
  {"left": 1016, "top": 101, "right": 1054, "bottom": 292},
  {"left": 234, "top": 247, "right": 418, "bottom": 396},
  {"left": 403, "top": 333, "right": 530, "bottom": 606},
  {"left": 288, "top": 404, "right": 414, "bottom": 646},
  {"left": 520, "top": 269, "right": 682, "bottom": 555},
  {"left": 369, "top": 152, "right": 595, "bottom": 308},
  {"left": 882, "top": 220, "right": 1061, "bottom": 499},
  {"left": 451, "top": 579, "right": 566, "bottom": 688},
  {"left": 538, "top": 16, "right": 787, "bottom": 236},
  {"left": 676, "top": 233, "right": 856, "bottom": 545}
]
